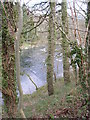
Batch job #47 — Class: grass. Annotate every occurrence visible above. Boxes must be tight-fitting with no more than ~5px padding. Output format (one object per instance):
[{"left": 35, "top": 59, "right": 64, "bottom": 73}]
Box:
[
  {"left": 17, "top": 78, "right": 77, "bottom": 118},
  {"left": 2, "top": 75, "right": 88, "bottom": 118}
]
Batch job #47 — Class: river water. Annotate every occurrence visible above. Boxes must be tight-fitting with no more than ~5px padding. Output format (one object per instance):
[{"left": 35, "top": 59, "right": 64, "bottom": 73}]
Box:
[
  {"left": 20, "top": 44, "right": 63, "bottom": 94},
  {"left": 0, "top": 43, "right": 63, "bottom": 107}
]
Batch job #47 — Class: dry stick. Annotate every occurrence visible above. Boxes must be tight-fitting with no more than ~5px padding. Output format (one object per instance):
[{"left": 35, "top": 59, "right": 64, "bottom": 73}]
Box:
[
  {"left": 22, "top": 9, "right": 49, "bottom": 34},
  {"left": 73, "top": 0, "right": 82, "bottom": 45},
  {"left": 69, "top": 2, "right": 77, "bottom": 38},
  {"left": 20, "top": 72, "right": 38, "bottom": 90},
  {"left": 15, "top": 3, "right": 26, "bottom": 118},
  {"left": 74, "top": 7, "right": 86, "bottom": 19},
  {"left": 76, "top": 1, "right": 87, "bottom": 15},
  {"left": 49, "top": 16, "right": 87, "bottom": 32},
  {"left": 84, "top": 22, "right": 89, "bottom": 46},
  {"left": 55, "top": 22, "right": 70, "bottom": 43}
]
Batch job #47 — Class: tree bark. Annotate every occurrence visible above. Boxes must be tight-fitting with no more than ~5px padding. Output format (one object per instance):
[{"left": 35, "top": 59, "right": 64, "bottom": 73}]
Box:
[
  {"left": 87, "top": 1, "right": 90, "bottom": 118},
  {"left": 15, "top": 2, "right": 26, "bottom": 118},
  {"left": 47, "top": 2, "right": 55, "bottom": 96},
  {"left": 61, "top": 0, "right": 70, "bottom": 83},
  {"left": 2, "top": 2, "right": 17, "bottom": 118}
]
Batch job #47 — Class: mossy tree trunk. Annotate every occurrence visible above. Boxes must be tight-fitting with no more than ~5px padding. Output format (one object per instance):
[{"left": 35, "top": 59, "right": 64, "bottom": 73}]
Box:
[
  {"left": 61, "top": 0, "right": 70, "bottom": 83},
  {"left": 2, "top": 2, "right": 17, "bottom": 118},
  {"left": 47, "top": 1, "right": 55, "bottom": 96},
  {"left": 87, "top": 1, "right": 90, "bottom": 117}
]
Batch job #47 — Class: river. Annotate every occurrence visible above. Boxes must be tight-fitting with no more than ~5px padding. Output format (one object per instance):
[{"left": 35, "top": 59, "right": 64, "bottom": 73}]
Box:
[
  {"left": 0, "top": 43, "right": 63, "bottom": 107},
  {"left": 20, "top": 43, "right": 63, "bottom": 94}
]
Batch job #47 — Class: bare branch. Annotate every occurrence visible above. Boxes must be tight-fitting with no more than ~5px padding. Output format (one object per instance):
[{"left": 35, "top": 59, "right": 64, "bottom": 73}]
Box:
[{"left": 21, "top": 72, "right": 38, "bottom": 90}]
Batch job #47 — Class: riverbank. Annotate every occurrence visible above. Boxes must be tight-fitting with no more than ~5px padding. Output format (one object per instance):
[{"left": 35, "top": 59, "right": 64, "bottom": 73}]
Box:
[
  {"left": 2, "top": 76, "right": 88, "bottom": 119},
  {"left": 16, "top": 76, "right": 88, "bottom": 119},
  {"left": 19, "top": 78, "right": 87, "bottom": 118}
]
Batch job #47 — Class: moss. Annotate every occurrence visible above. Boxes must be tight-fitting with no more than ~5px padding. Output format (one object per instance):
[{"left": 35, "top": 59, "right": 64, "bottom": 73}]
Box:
[{"left": 61, "top": 0, "right": 70, "bottom": 83}]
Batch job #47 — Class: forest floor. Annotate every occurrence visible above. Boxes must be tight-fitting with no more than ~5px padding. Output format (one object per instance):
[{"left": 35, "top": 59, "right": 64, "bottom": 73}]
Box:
[{"left": 17, "top": 76, "right": 89, "bottom": 119}]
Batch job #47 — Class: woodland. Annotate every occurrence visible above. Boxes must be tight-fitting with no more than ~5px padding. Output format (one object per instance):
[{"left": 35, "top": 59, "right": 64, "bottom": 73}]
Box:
[{"left": 0, "top": 0, "right": 90, "bottom": 119}]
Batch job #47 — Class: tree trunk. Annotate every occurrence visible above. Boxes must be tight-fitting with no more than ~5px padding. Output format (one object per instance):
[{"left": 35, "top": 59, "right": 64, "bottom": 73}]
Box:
[
  {"left": 15, "top": 2, "right": 26, "bottom": 118},
  {"left": 61, "top": 0, "right": 70, "bottom": 83},
  {"left": 0, "top": 2, "right": 2, "bottom": 118},
  {"left": 47, "top": 1, "right": 55, "bottom": 96},
  {"left": 87, "top": 1, "right": 90, "bottom": 118},
  {"left": 2, "top": 2, "right": 17, "bottom": 118}
]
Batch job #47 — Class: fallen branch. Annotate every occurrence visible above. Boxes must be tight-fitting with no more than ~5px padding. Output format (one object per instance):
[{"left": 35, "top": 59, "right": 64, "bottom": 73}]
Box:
[{"left": 20, "top": 72, "right": 38, "bottom": 90}]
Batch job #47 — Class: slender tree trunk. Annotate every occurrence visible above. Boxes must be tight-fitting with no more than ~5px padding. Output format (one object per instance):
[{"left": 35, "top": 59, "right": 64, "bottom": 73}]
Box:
[
  {"left": 87, "top": 1, "right": 90, "bottom": 118},
  {"left": 61, "top": 0, "right": 70, "bottom": 83},
  {"left": 0, "top": 2, "right": 2, "bottom": 118},
  {"left": 47, "top": 1, "right": 55, "bottom": 96},
  {"left": 15, "top": 2, "right": 26, "bottom": 118},
  {"left": 2, "top": 2, "right": 17, "bottom": 118}
]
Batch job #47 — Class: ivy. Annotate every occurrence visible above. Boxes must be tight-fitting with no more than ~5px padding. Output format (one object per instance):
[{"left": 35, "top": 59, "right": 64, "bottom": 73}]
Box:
[
  {"left": 70, "top": 42, "right": 87, "bottom": 90},
  {"left": 2, "top": 2, "right": 18, "bottom": 117}
]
